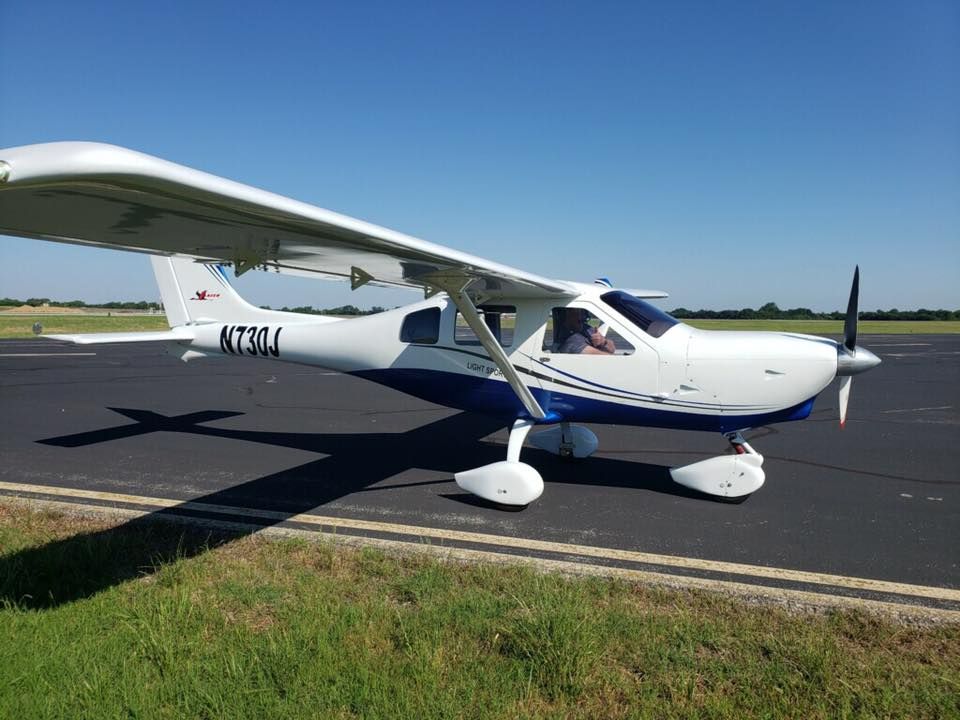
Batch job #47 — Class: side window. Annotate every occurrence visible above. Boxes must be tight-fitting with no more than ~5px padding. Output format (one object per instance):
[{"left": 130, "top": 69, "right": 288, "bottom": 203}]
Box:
[
  {"left": 400, "top": 307, "right": 440, "bottom": 344},
  {"left": 542, "top": 307, "right": 634, "bottom": 355},
  {"left": 455, "top": 305, "right": 516, "bottom": 347}
]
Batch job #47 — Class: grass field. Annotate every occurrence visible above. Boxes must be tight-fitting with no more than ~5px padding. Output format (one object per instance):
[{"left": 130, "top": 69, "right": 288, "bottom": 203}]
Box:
[
  {"left": 0, "top": 314, "right": 169, "bottom": 339},
  {"left": 1, "top": 504, "right": 957, "bottom": 719},
  {"left": 1, "top": 314, "right": 958, "bottom": 339},
  {"left": 683, "top": 319, "right": 960, "bottom": 334}
]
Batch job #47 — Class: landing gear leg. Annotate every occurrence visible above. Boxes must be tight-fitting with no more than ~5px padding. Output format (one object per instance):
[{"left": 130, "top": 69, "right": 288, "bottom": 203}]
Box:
[
  {"left": 455, "top": 418, "right": 544, "bottom": 506},
  {"left": 669, "top": 430, "right": 765, "bottom": 498},
  {"left": 529, "top": 422, "right": 599, "bottom": 460},
  {"left": 725, "top": 430, "right": 758, "bottom": 456}
]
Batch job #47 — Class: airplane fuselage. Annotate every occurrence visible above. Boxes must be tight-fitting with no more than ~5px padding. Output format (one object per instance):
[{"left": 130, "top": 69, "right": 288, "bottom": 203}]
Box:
[{"left": 182, "top": 288, "right": 840, "bottom": 435}]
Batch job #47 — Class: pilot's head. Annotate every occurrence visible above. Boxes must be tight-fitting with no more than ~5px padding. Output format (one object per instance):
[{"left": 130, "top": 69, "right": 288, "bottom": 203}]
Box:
[{"left": 560, "top": 308, "right": 586, "bottom": 331}]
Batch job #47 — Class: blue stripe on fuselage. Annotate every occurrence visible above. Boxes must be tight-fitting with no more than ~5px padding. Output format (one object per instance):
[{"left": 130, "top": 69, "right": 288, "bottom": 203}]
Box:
[{"left": 350, "top": 368, "right": 816, "bottom": 433}]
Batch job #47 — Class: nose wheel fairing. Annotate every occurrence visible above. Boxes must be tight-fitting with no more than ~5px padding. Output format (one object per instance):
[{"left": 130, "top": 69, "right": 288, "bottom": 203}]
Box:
[{"left": 669, "top": 432, "right": 765, "bottom": 498}]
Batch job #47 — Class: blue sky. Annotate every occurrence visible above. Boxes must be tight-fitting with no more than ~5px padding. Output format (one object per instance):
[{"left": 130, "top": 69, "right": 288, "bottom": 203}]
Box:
[{"left": 1, "top": 1, "right": 957, "bottom": 311}]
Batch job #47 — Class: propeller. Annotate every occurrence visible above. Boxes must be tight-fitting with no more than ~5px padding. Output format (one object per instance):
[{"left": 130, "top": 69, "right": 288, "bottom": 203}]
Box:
[
  {"left": 843, "top": 265, "right": 859, "bottom": 353},
  {"left": 838, "top": 375, "right": 853, "bottom": 428},
  {"left": 835, "top": 265, "right": 881, "bottom": 427}
]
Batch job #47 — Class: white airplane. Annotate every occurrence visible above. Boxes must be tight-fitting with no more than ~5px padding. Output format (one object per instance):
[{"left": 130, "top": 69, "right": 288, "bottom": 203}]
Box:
[{"left": 0, "top": 142, "right": 881, "bottom": 506}]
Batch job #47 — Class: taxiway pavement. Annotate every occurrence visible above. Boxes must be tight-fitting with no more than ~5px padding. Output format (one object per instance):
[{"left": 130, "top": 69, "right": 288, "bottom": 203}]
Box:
[{"left": 1, "top": 334, "right": 957, "bottom": 613}]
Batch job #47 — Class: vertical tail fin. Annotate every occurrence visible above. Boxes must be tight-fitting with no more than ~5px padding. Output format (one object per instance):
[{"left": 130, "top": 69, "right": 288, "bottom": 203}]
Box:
[
  {"left": 151, "top": 257, "right": 263, "bottom": 326},
  {"left": 151, "top": 257, "right": 190, "bottom": 326},
  {"left": 150, "top": 256, "right": 341, "bottom": 327}
]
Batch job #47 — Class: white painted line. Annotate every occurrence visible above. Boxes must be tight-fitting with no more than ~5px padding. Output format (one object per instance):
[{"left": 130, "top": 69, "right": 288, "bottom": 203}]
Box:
[
  {"left": 0, "top": 341, "right": 73, "bottom": 346},
  {"left": 0, "top": 352, "right": 97, "bottom": 357},
  {"left": 0, "top": 480, "right": 957, "bottom": 604},
  {"left": 887, "top": 352, "right": 960, "bottom": 357},
  {"left": 882, "top": 406, "right": 952, "bottom": 414}
]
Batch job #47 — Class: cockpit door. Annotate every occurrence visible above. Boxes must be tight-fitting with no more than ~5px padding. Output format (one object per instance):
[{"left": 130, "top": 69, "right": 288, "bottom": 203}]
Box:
[{"left": 531, "top": 302, "right": 659, "bottom": 408}]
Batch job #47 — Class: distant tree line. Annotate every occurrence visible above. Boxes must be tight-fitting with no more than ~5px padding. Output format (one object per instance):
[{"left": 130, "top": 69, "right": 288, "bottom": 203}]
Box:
[
  {"left": 2, "top": 296, "right": 955, "bottom": 320},
  {"left": 265, "top": 304, "right": 387, "bottom": 316},
  {"left": 668, "top": 302, "right": 960, "bottom": 321},
  {"left": 0, "top": 297, "right": 387, "bottom": 315},
  {"left": 0, "top": 297, "right": 161, "bottom": 310}
]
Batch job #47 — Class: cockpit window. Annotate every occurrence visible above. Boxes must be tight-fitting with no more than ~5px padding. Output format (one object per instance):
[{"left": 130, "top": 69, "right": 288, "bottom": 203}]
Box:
[
  {"left": 455, "top": 305, "right": 515, "bottom": 347},
  {"left": 601, "top": 291, "right": 679, "bottom": 338},
  {"left": 542, "top": 307, "right": 634, "bottom": 355},
  {"left": 400, "top": 307, "right": 440, "bottom": 344}
]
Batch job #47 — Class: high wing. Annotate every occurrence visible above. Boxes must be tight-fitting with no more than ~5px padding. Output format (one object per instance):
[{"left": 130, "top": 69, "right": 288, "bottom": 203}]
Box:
[{"left": 0, "top": 142, "right": 577, "bottom": 300}]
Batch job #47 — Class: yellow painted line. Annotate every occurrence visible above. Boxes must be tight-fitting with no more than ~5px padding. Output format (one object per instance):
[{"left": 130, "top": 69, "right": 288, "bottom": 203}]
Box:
[
  {"left": 8, "top": 496, "right": 960, "bottom": 624},
  {"left": 1, "top": 480, "right": 958, "bottom": 604}
]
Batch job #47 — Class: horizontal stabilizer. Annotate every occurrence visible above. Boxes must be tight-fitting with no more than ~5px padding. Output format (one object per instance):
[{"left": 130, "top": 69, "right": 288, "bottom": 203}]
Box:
[{"left": 44, "top": 329, "right": 194, "bottom": 345}]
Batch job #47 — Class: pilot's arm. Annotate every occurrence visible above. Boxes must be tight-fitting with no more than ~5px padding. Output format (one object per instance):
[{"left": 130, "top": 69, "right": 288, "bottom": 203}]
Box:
[{"left": 582, "top": 329, "right": 615, "bottom": 354}]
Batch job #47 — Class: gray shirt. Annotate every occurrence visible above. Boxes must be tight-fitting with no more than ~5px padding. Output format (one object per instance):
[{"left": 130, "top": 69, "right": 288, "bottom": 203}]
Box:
[{"left": 558, "top": 330, "right": 591, "bottom": 354}]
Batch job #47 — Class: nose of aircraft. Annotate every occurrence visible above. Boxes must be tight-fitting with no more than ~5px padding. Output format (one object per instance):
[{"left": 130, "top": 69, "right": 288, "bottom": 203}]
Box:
[
  {"left": 834, "top": 266, "right": 882, "bottom": 426},
  {"left": 836, "top": 345, "right": 881, "bottom": 377}
]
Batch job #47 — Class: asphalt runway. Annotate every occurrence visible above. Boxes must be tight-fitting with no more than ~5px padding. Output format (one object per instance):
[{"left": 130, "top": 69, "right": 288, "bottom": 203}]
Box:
[{"left": 1, "top": 334, "right": 957, "bottom": 614}]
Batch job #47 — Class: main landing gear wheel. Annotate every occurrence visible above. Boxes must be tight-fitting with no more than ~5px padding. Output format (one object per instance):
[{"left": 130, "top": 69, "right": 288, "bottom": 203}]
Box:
[
  {"left": 669, "top": 431, "right": 765, "bottom": 499},
  {"left": 455, "top": 418, "right": 544, "bottom": 506}
]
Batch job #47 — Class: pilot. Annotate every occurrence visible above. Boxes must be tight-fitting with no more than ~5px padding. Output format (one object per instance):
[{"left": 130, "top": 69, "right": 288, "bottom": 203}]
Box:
[{"left": 557, "top": 308, "right": 615, "bottom": 354}]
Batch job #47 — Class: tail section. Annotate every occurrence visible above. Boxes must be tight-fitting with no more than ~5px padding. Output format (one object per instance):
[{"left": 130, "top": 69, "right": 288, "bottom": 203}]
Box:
[
  {"left": 150, "top": 257, "right": 334, "bottom": 327},
  {"left": 44, "top": 256, "right": 338, "bottom": 348},
  {"left": 152, "top": 257, "right": 265, "bottom": 326}
]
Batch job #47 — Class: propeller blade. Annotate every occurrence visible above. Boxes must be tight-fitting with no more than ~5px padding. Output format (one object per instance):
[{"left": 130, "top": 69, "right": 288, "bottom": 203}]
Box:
[
  {"left": 839, "top": 375, "right": 852, "bottom": 427},
  {"left": 843, "top": 265, "right": 860, "bottom": 353}
]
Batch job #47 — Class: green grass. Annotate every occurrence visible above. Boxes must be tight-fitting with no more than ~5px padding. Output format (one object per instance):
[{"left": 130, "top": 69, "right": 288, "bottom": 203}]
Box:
[
  {"left": 1, "top": 504, "right": 957, "bottom": 719},
  {"left": 684, "top": 319, "right": 960, "bottom": 334},
  {"left": 0, "top": 313, "right": 169, "bottom": 338}
]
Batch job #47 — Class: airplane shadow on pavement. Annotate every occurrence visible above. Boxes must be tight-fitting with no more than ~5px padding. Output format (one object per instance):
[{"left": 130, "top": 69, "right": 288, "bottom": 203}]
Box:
[{"left": 1, "top": 407, "right": 711, "bottom": 609}]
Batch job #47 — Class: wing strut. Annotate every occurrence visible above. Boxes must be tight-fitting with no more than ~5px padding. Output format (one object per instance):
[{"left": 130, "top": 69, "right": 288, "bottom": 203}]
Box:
[{"left": 441, "top": 281, "right": 546, "bottom": 420}]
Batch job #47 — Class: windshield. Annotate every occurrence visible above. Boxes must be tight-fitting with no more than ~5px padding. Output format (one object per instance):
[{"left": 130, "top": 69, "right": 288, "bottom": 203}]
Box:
[{"left": 601, "top": 291, "right": 679, "bottom": 338}]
